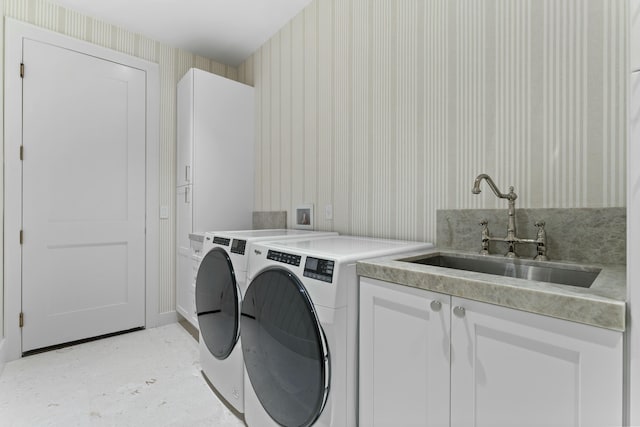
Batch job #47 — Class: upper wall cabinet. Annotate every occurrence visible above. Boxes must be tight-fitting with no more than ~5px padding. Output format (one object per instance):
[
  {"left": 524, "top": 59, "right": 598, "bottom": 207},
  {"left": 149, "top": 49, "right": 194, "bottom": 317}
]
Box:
[{"left": 633, "top": 0, "right": 640, "bottom": 72}]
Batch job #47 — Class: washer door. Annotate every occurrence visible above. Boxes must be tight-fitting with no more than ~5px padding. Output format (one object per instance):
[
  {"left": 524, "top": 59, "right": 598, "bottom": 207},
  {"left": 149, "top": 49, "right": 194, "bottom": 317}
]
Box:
[
  {"left": 195, "top": 247, "right": 240, "bottom": 360},
  {"left": 241, "top": 267, "right": 330, "bottom": 427}
]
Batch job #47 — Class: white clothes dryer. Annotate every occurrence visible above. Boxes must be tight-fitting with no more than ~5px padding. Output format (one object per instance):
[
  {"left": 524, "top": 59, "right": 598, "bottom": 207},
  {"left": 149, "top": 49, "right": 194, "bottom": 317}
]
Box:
[
  {"left": 241, "top": 236, "right": 433, "bottom": 427},
  {"left": 196, "top": 229, "right": 338, "bottom": 413}
]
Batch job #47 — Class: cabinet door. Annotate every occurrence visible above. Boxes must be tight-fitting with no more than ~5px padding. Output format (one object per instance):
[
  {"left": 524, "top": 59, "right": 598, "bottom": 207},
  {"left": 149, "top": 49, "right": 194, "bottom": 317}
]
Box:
[
  {"left": 632, "top": 0, "right": 640, "bottom": 72},
  {"left": 176, "top": 71, "right": 193, "bottom": 187},
  {"left": 191, "top": 70, "right": 254, "bottom": 232},
  {"left": 359, "top": 278, "right": 450, "bottom": 427},
  {"left": 450, "top": 297, "right": 622, "bottom": 427},
  {"left": 176, "top": 250, "right": 192, "bottom": 322},
  {"left": 629, "top": 71, "right": 640, "bottom": 425},
  {"left": 176, "top": 185, "right": 192, "bottom": 253}
]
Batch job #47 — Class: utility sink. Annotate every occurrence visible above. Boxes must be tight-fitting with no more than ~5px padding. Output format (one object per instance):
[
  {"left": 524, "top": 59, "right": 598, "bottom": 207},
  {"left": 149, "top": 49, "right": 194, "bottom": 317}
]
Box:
[{"left": 406, "top": 253, "right": 600, "bottom": 288}]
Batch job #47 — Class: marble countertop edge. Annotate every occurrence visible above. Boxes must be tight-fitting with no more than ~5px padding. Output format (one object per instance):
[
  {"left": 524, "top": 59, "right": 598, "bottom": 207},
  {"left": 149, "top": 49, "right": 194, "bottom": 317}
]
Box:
[{"left": 356, "top": 248, "right": 626, "bottom": 332}]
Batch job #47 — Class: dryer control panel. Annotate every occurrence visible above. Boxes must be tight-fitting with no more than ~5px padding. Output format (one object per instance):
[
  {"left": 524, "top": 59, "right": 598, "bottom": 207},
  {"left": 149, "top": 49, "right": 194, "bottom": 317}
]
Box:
[
  {"left": 213, "top": 237, "right": 231, "bottom": 246},
  {"left": 231, "top": 239, "right": 247, "bottom": 255},
  {"left": 267, "top": 250, "right": 301, "bottom": 266},
  {"left": 303, "top": 257, "right": 334, "bottom": 283}
]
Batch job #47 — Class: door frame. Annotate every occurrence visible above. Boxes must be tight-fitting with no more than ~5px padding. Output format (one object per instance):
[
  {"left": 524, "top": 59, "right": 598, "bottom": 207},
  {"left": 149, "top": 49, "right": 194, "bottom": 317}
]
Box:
[{"left": 3, "top": 18, "right": 160, "bottom": 361}]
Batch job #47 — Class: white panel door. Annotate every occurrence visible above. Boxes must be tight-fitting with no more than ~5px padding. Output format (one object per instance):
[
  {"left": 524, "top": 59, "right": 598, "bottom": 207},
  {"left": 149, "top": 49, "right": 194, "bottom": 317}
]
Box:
[
  {"left": 450, "top": 297, "right": 623, "bottom": 427},
  {"left": 359, "top": 278, "right": 450, "bottom": 427},
  {"left": 21, "top": 39, "right": 146, "bottom": 352}
]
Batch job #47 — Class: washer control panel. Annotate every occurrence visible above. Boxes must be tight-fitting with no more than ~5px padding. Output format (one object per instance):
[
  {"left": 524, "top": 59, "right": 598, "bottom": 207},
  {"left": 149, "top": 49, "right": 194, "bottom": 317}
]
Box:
[
  {"left": 213, "top": 237, "right": 231, "bottom": 247},
  {"left": 231, "top": 239, "right": 247, "bottom": 255},
  {"left": 267, "top": 250, "right": 301, "bottom": 266},
  {"left": 303, "top": 257, "right": 334, "bottom": 283}
]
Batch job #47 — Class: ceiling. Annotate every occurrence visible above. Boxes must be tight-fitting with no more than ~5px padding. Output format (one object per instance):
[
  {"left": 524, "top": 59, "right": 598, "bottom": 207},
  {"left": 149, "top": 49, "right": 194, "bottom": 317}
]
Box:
[{"left": 49, "top": 0, "right": 313, "bottom": 67}]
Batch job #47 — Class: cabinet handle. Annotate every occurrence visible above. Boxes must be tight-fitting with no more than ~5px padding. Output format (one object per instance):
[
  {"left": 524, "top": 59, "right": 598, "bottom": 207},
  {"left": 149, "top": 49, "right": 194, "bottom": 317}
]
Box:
[
  {"left": 453, "top": 306, "right": 466, "bottom": 318},
  {"left": 185, "top": 186, "right": 190, "bottom": 203},
  {"left": 430, "top": 300, "right": 442, "bottom": 312},
  {"left": 185, "top": 165, "right": 190, "bottom": 182}
]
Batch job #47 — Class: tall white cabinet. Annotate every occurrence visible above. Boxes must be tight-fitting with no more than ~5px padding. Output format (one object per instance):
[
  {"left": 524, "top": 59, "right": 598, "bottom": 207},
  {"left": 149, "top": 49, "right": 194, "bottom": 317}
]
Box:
[
  {"left": 176, "top": 69, "right": 254, "bottom": 328},
  {"left": 629, "top": 1, "right": 640, "bottom": 424}
]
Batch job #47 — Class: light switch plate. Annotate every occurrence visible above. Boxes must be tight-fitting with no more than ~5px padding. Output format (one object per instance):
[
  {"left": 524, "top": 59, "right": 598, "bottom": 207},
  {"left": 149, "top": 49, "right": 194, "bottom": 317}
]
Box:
[
  {"left": 160, "top": 205, "right": 169, "bottom": 219},
  {"left": 324, "top": 204, "right": 333, "bottom": 220}
]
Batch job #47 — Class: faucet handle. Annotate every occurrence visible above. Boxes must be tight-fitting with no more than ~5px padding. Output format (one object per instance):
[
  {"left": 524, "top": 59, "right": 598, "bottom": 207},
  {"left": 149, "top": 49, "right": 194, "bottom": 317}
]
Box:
[
  {"left": 534, "top": 220, "right": 549, "bottom": 261},
  {"left": 479, "top": 219, "right": 490, "bottom": 255}
]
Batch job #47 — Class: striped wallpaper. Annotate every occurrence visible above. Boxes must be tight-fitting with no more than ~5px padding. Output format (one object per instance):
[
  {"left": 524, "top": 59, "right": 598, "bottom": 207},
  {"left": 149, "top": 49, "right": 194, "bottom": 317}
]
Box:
[
  {"left": 1, "top": 0, "right": 240, "bottom": 315},
  {"left": 0, "top": 0, "right": 629, "bottom": 330},
  {"left": 238, "top": 0, "right": 628, "bottom": 243}
]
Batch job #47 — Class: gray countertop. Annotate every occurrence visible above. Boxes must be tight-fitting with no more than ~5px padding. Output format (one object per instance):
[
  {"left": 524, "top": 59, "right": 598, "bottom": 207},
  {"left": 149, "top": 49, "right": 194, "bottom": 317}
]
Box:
[{"left": 356, "top": 248, "right": 626, "bottom": 332}]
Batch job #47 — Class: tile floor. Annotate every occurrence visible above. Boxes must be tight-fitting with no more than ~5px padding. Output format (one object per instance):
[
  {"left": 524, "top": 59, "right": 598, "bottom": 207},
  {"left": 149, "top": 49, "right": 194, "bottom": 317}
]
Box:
[{"left": 0, "top": 323, "right": 245, "bottom": 426}]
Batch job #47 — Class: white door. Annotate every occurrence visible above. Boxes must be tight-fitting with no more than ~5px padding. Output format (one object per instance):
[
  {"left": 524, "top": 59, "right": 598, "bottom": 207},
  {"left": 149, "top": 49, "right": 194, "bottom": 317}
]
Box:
[{"left": 20, "top": 39, "right": 146, "bottom": 352}]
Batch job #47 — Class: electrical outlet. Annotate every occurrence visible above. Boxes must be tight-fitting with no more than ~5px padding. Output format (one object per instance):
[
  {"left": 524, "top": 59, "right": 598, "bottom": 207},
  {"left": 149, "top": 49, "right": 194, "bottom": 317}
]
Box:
[{"left": 324, "top": 204, "right": 333, "bottom": 220}]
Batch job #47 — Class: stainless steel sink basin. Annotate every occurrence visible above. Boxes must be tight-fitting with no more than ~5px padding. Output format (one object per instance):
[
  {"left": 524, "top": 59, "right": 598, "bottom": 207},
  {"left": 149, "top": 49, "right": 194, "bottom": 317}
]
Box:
[{"left": 407, "top": 253, "right": 600, "bottom": 288}]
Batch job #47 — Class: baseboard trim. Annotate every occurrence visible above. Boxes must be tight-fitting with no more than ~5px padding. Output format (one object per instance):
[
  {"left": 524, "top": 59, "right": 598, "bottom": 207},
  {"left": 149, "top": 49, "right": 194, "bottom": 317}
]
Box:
[
  {"left": 152, "top": 311, "right": 178, "bottom": 328},
  {"left": 0, "top": 337, "right": 7, "bottom": 377}
]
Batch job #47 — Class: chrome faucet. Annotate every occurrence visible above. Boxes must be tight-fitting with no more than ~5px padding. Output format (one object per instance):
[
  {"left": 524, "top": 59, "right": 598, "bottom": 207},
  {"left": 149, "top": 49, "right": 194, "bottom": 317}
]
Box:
[{"left": 472, "top": 174, "right": 548, "bottom": 260}]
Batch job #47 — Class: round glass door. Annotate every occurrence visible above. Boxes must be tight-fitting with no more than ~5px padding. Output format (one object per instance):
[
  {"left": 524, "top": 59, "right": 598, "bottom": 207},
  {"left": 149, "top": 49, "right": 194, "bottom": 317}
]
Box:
[
  {"left": 241, "top": 267, "right": 329, "bottom": 427},
  {"left": 195, "top": 247, "right": 240, "bottom": 360}
]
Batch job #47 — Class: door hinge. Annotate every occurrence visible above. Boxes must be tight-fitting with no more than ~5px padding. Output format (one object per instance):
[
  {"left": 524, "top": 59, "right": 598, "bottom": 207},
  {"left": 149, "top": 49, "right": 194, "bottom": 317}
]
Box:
[
  {"left": 20, "top": 145, "right": 24, "bottom": 160},
  {"left": 19, "top": 312, "right": 24, "bottom": 328},
  {"left": 20, "top": 63, "right": 24, "bottom": 78},
  {"left": 20, "top": 229, "right": 23, "bottom": 244}
]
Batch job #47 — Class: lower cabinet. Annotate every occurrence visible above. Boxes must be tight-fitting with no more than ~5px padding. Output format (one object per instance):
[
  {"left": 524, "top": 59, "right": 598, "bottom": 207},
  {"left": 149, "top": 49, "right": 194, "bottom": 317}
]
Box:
[
  {"left": 359, "top": 278, "right": 623, "bottom": 427},
  {"left": 176, "top": 240, "right": 202, "bottom": 329}
]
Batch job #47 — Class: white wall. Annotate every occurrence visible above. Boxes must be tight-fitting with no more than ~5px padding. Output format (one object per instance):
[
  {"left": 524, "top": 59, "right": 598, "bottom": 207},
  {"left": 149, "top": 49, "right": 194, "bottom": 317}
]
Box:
[
  {"left": 0, "top": 0, "right": 240, "bottom": 351},
  {"left": 239, "top": 0, "right": 628, "bottom": 242}
]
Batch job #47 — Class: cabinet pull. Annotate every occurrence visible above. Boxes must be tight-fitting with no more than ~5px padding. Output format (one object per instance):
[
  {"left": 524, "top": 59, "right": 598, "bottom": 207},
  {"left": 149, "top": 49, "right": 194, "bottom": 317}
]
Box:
[
  {"left": 453, "top": 306, "right": 466, "bottom": 318},
  {"left": 185, "top": 165, "right": 190, "bottom": 182},
  {"left": 185, "top": 186, "right": 190, "bottom": 203},
  {"left": 430, "top": 300, "right": 442, "bottom": 312}
]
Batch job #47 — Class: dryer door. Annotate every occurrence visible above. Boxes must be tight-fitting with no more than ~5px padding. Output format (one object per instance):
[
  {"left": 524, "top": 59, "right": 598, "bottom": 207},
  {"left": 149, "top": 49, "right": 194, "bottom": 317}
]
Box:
[
  {"left": 195, "top": 247, "right": 240, "bottom": 360},
  {"left": 241, "top": 267, "right": 330, "bottom": 427}
]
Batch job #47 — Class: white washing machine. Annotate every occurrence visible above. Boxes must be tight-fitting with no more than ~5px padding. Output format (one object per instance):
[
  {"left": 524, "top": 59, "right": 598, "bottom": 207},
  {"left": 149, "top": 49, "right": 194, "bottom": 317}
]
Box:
[
  {"left": 195, "top": 229, "right": 338, "bottom": 413},
  {"left": 241, "top": 236, "right": 433, "bottom": 427}
]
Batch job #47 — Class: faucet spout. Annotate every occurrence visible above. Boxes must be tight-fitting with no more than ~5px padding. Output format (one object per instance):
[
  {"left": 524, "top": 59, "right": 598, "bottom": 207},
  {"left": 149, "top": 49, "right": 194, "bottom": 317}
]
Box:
[{"left": 472, "top": 173, "right": 517, "bottom": 201}]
